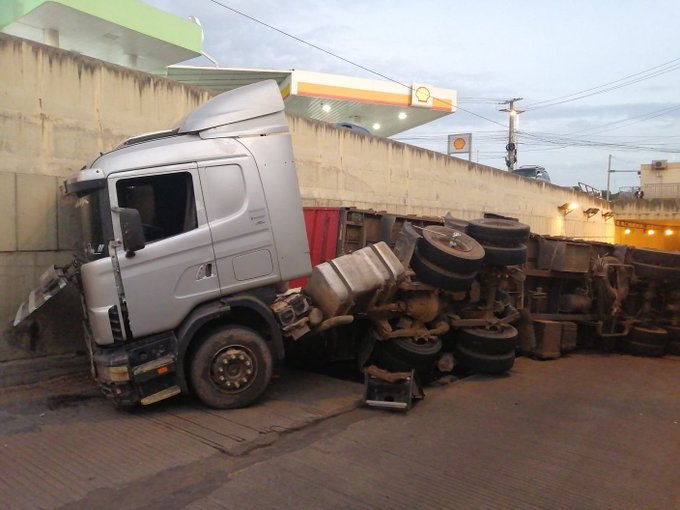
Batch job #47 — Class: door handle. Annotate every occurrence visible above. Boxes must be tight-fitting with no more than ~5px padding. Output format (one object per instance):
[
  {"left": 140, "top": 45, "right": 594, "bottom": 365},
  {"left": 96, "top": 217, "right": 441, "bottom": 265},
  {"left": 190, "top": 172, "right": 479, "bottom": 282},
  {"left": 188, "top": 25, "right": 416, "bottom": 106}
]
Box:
[{"left": 196, "top": 263, "right": 215, "bottom": 280}]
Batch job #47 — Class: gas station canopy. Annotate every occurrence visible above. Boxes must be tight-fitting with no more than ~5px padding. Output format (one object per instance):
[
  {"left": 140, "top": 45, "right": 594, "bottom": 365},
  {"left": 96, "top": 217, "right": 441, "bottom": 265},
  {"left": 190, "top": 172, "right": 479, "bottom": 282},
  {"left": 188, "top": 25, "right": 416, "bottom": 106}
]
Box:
[
  {"left": 164, "top": 67, "right": 457, "bottom": 136},
  {"left": 1, "top": 0, "right": 457, "bottom": 135},
  {"left": 0, "top": 0, "right": 202, "bottom": 71}
]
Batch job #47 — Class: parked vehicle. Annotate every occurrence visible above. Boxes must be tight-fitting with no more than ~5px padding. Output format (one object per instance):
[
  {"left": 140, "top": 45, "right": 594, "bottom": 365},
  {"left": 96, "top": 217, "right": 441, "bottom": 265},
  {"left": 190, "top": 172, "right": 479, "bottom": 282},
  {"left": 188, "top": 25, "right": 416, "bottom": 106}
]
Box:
[
  {"left": 334, "top": 122, "right": 371, "bottom": 134},
  {"left": 511, "top": 165, "right": 551, "bottom": 182}
]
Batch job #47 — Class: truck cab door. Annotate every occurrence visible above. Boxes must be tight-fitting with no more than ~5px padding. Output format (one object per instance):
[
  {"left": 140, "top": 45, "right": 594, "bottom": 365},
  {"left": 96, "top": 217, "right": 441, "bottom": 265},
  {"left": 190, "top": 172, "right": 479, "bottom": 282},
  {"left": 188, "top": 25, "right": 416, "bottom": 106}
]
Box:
[
  {"left": 198, "top": 157, "right": 280, "bottom": 296},
  {"left": 109, "top": 164, "right": 220, "bottom": 338}
]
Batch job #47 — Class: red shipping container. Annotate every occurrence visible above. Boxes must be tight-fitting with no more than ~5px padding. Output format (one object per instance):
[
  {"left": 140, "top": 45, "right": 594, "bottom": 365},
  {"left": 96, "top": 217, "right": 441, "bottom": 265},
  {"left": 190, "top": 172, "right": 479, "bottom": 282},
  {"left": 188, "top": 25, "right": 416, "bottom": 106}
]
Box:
[{"left": 288, "top": 207, "right": 341, "bottom": 288}]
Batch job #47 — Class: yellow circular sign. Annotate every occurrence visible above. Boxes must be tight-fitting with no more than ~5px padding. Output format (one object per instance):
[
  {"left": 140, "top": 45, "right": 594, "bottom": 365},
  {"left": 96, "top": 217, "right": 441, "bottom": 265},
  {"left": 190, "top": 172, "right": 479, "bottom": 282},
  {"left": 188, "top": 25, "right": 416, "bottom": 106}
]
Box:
[
  {"left": 453, "top": 137, "right": 467, "bottom": 150},
  {"left": 415, "top": 86, "right": 431, "bottom": 102}
]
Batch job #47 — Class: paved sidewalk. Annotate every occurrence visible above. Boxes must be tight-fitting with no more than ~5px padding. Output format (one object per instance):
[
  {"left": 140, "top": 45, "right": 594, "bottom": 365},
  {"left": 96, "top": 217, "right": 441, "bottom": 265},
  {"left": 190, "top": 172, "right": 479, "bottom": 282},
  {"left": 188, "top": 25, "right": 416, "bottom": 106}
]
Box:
[
  {"left": 1, "top": 354, "right": 679, "bottom": 509},
  {"left": 0, "top": 366, "right": 363, "bottom": 509},
  {"left": 180, "top": 354, "right": 680, "bottom": 510}
]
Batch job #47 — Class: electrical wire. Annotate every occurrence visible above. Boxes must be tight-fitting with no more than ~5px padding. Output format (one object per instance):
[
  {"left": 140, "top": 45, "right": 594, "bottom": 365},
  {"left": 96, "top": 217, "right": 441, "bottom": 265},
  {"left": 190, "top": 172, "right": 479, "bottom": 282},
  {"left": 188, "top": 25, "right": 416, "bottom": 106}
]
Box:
[
  {"left": 516, "top": 131, "right": 680, "bottom": 153},
  {"left": 566, "top": 104, "right": 680, "bottom": 136},
  {"left": 203, "top": 0, "right": 508, "bottom": 127},
  {"left": 524, "top": 56, "right": 680, "bottom": 111},
  {"left": 203, "top": 0, "right": 679, "bottom": 162}
]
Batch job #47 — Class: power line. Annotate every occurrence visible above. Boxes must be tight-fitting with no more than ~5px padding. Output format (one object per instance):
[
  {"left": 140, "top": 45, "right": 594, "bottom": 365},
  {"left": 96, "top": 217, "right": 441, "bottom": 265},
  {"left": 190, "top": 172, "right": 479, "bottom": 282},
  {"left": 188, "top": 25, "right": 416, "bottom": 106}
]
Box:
[
  {"left": 203, "top": 0, "right": 508, "bottom": 128},
  {"left": 524, "top": 56, "right": 680, "bottom": 111},
  {"left": 517, "top": 131, "right": 680, "bottom": 153},
  {"left": 202, "top": 0, "right": 679, "bottom": 162},
  {"left": 567, "top": 104, "right": 680, "bottom": 136}
]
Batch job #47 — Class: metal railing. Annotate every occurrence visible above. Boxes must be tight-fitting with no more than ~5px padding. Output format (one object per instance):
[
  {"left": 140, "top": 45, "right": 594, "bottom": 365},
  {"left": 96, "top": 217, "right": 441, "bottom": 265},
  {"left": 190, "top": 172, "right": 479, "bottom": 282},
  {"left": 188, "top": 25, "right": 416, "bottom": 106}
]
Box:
[{"left": 617, "top": 186, "right": 640, "bottom": 200}]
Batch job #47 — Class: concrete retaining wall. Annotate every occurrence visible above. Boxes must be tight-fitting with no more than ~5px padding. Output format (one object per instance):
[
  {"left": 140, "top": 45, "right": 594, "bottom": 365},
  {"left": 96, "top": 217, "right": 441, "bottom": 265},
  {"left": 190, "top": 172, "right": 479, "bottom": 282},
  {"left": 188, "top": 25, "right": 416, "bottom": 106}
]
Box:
[
  {"left": 0, "top": 34, "right": 211, "bottom": 361},
  {"left": 0, "top": 33, "right": 614, "bottom": 362},
  {"left": 289, "top": 116, "right": 613, "bottom": 240}
]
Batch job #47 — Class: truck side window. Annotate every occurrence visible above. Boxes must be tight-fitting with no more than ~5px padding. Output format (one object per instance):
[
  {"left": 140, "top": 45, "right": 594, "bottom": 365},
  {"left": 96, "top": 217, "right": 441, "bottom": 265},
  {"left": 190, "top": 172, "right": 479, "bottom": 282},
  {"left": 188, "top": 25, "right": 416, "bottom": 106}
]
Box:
[{"left": 116, "top": 172, "right": 198, "bottom": 243}]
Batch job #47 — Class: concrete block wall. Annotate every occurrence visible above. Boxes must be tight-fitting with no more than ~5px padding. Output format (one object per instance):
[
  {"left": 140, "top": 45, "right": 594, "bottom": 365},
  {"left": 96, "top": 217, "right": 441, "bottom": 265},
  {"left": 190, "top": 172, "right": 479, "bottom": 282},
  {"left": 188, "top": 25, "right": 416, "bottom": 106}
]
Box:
[
  {"left": 289, "top": 116, "right": 614, "bottom": 241},
  {"left": 0, "top": 34, "right": 211, "bottom": 360},
  {"left": 1, "top": 33, "right": 615, "bottom": 363}
]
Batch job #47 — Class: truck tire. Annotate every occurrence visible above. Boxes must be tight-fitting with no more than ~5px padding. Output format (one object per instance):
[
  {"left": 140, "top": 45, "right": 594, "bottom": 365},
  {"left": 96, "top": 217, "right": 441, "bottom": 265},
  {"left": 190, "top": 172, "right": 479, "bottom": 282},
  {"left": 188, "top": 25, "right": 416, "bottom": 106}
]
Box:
[
  {"left": 465, "top": 218, "right": 530, "bottom": 245},
  {"left": 482, "top": 244, "right": 527, "bottom": 266},
  {"left": 411, "top": 247, "right": 477, "bottom": 291},
  {"left": 374, "top": 336, "right": 442, "bottom": 372},
  {"left": 454, "top": 344, "right": 515, "bottom": 374},
  {"left": 627, "top": 340, "right": 666, "bottom": 357},
  {"left": 384, "top": 336, "right": 443, "bottom": 364},
  {"left": 458, "top": 324, "right": 518, "bottom": 356},
  {"left": 629, "top": 325, "right": 668, "bottom": 346},
  {"left": 189, "top": 326, "right": 272, "bottom": 409},
  {"left": 666, "top": 326, "right": 680, "bottom": 355},
  {"left": 418, "top": 225, "right": 485, "bottom": 273},
  {"left": 630, "top": 248, "right": 680, "bottom": 267},
  {"left": 633, "top": 262, "right": 680, "bottom": 283}
]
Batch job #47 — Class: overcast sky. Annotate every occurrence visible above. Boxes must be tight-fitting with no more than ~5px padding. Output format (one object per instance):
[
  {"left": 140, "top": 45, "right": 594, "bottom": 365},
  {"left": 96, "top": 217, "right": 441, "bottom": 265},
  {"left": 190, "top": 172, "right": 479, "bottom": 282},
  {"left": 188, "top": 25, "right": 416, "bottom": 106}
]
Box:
[{"left": 145, "top": 0, "right": 679, "bottom": 191}]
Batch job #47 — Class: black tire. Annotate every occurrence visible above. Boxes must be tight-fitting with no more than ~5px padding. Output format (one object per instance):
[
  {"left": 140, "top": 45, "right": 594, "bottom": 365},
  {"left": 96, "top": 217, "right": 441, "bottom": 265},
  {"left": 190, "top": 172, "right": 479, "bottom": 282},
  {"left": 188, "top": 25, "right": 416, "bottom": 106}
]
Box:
[
  {"left": 666, "top": 326, "right": 680, "bottom": 343},
  {"left": 633, "top": 262, "right": 680, "bottom": 283},
  {"left": 373, "top": 348, "right": 417, "bottom": 372},
  {"left": 482, "top": 244, "right": 527, "bottom": 266},
  {"left": 373, "top": 337, "right": 442, "bottom": 373},
  {"left": 667, "top": 326, "right": 680, "bottom": 356},
  {"left": 189, "top": 326, "right": 273, "bottom": 409},
  {"left": 410, "top": 247, "right": 477, "bottom": 291},
  {"left": 458, "top": 324, "right": 518, "bottom": 355},
  {"left": 630, "top": 248, "right": 680, "bottom": 268},
  {"left": 418, "top": 225, "right": 485, "bottom": 273},
  {"left": 630, "top": 325, "right": 668, "bottom": 346},
  {"left": 382, "top": 336, "right": 442, "bottom": 365},
  {"left": 628, "top": 340, "right": 666, "bottom": 357},
  {"left": 443, "top": 214, "right": 469, "bottom": 231},
  {"left": 669, "top": 341, "right": 680, "bottom": 356},
  {"left": 466, "top": 218, "right": 530, "bottom": 245},
  {"left": 454, "top": 344, "right": 515, "bottom": 374}
]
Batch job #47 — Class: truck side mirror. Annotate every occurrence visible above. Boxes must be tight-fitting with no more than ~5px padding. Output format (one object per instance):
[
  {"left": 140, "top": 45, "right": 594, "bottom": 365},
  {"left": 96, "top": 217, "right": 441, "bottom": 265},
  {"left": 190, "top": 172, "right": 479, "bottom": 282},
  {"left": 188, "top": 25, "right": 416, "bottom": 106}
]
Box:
[{"left": 118, "top": 207, "right": 146, "bottom": 256}]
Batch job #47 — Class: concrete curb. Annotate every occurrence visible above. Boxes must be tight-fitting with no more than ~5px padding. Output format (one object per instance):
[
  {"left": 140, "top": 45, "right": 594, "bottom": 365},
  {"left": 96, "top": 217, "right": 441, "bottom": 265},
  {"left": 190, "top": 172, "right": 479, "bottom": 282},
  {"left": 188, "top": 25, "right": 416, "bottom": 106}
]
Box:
[{"left": 0, "top": 353, "right": 89, "bottom": 389}]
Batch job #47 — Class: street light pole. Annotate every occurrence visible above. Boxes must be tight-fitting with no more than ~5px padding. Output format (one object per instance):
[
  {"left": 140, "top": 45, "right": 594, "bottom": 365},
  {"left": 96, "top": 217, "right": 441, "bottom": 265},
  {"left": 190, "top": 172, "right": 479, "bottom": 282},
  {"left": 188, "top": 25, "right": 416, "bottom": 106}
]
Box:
[
  {"left": 606, "top": 154, "right": 612, "bottom": 201},
  {"left": 606, "top": 155, "right": 639, "bottom": 200},
  {"left": 500, "top": 98, "right": 523, "bottom": 171}
]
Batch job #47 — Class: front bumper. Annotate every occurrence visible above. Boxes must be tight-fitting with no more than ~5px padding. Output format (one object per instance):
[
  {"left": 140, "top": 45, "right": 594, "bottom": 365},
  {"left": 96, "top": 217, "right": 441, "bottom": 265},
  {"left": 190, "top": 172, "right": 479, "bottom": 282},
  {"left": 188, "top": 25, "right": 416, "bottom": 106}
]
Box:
[{"left": 92, "top": 339, "right": 181, "bottom": 406}]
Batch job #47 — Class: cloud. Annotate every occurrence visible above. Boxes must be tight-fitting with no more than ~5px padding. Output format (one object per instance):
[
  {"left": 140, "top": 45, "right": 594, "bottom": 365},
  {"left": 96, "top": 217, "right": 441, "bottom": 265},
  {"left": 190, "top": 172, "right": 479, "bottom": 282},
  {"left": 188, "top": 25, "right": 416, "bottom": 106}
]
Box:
[{"left": 142, "top": 0, "right": 680, "bottom": 189}]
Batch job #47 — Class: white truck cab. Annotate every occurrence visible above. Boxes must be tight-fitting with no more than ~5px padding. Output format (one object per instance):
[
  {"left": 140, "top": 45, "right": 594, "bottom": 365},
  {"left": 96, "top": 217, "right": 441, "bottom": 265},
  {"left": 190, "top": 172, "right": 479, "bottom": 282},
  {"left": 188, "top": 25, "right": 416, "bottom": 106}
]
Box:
[{"left": 50, "top": 80, "right": 311, "bottom": 408}]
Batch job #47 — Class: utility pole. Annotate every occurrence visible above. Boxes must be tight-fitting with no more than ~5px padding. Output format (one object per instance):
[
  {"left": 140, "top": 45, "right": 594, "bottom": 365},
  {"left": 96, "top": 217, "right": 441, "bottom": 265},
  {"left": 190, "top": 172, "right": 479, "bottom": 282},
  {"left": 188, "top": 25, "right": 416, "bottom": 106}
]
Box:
[
  {"left": 500, "top": 98, "right": 523, "bottom": 171},
  {"left": 605, "top": 155, "right": 638, "bottom": 201},
  {"left": 606, "top": 154, "right": 612, "bottom": 201}
]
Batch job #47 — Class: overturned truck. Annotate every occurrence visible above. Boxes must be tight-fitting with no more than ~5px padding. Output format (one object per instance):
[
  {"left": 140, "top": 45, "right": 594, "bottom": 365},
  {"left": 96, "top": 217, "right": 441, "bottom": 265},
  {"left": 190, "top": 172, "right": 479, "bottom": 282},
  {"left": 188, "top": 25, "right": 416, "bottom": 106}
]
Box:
[
  {"left": 15, "top": 80, "right": 680, "bottom": 410},
  {"left": 283, "top": 211, "right": 679, "bottom": 393}
]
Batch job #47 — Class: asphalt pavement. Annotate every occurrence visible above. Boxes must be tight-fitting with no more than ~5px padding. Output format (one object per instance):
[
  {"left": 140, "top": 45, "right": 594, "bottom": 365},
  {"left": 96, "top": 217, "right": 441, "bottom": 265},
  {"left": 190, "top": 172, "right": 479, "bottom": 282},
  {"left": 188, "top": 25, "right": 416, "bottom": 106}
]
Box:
[{"left": 1, "top": 354, "right": 679, "bottom": 509}]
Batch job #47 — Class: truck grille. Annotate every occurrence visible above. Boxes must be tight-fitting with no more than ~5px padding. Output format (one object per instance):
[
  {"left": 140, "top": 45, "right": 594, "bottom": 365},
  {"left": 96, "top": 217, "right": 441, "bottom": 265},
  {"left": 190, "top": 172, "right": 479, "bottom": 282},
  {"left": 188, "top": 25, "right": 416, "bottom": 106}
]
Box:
[{"left": 108, "top": 306, "right": 124, "bottom": 342}]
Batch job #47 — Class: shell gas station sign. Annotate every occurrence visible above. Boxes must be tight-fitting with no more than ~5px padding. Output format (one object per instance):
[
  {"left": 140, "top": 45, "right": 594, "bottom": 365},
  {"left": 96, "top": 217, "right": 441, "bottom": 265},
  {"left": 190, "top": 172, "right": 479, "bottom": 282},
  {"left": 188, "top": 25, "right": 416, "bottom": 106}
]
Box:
[
  {"left": 410, "top": 83, "right": 433, "bottom": 108},
  {"left": 448, "top": 133, "right": 472, "bottom": 156}
]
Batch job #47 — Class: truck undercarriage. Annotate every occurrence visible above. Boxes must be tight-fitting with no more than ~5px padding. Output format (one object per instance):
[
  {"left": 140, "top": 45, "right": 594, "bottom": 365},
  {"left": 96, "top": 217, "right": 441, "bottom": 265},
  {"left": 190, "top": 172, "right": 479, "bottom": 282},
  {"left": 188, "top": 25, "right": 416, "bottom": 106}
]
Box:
[{"left": 278, "top": 209, "right": 680, "bottom": 409}]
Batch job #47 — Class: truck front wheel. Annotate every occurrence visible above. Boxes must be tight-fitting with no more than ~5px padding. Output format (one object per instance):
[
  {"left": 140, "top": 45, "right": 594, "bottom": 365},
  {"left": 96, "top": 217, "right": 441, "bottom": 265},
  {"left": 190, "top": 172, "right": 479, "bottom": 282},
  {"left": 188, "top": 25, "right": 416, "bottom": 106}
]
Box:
[{"left": 190, "top": 326, "right": 273, "bottom": 409}]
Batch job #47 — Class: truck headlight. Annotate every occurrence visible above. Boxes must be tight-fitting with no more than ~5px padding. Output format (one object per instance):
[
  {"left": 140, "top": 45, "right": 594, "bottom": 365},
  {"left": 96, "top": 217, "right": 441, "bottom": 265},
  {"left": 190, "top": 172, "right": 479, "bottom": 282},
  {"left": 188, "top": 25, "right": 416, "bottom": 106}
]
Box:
[{"left": 94, "top": 351, "right": 130, "bottom": 382}]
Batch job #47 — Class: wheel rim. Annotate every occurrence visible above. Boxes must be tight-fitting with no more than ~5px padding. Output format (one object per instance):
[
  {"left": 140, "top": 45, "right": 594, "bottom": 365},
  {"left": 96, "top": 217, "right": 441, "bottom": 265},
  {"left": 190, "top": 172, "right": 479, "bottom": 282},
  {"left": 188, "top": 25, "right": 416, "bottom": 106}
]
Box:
[
  {"left": 210, "top": 345, "right": 257, "bottom": 393},
  {"left": 427, "top": 228, "right": 476, "bottom": 253}
]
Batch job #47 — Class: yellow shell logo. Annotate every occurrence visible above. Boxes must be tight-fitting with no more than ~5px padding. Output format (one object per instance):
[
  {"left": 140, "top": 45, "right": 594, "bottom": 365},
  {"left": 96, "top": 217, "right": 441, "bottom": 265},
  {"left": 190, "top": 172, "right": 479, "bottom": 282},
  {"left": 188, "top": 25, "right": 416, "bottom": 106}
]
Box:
[
  {"left": 415, "top": 86, "right": 431, "bottom": 102},
  {"left": 453, "top": 137, "right": 466, "bottom": 150}
]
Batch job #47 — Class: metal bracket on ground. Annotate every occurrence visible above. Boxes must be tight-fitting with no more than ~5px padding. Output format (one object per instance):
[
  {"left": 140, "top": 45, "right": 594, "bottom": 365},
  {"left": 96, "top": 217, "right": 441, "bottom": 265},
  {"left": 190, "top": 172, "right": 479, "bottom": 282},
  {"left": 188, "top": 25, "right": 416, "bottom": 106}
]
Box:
[{"left": 363, "top": 365, "right": 424, "bottom": 411}]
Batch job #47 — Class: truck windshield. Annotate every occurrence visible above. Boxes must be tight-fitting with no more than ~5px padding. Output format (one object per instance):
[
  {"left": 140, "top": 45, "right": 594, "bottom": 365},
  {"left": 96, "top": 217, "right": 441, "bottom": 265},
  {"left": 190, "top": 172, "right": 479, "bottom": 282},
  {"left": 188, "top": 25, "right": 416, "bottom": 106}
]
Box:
[{"left": 75, "top": 191, "right": 108, "bottom": 262}]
